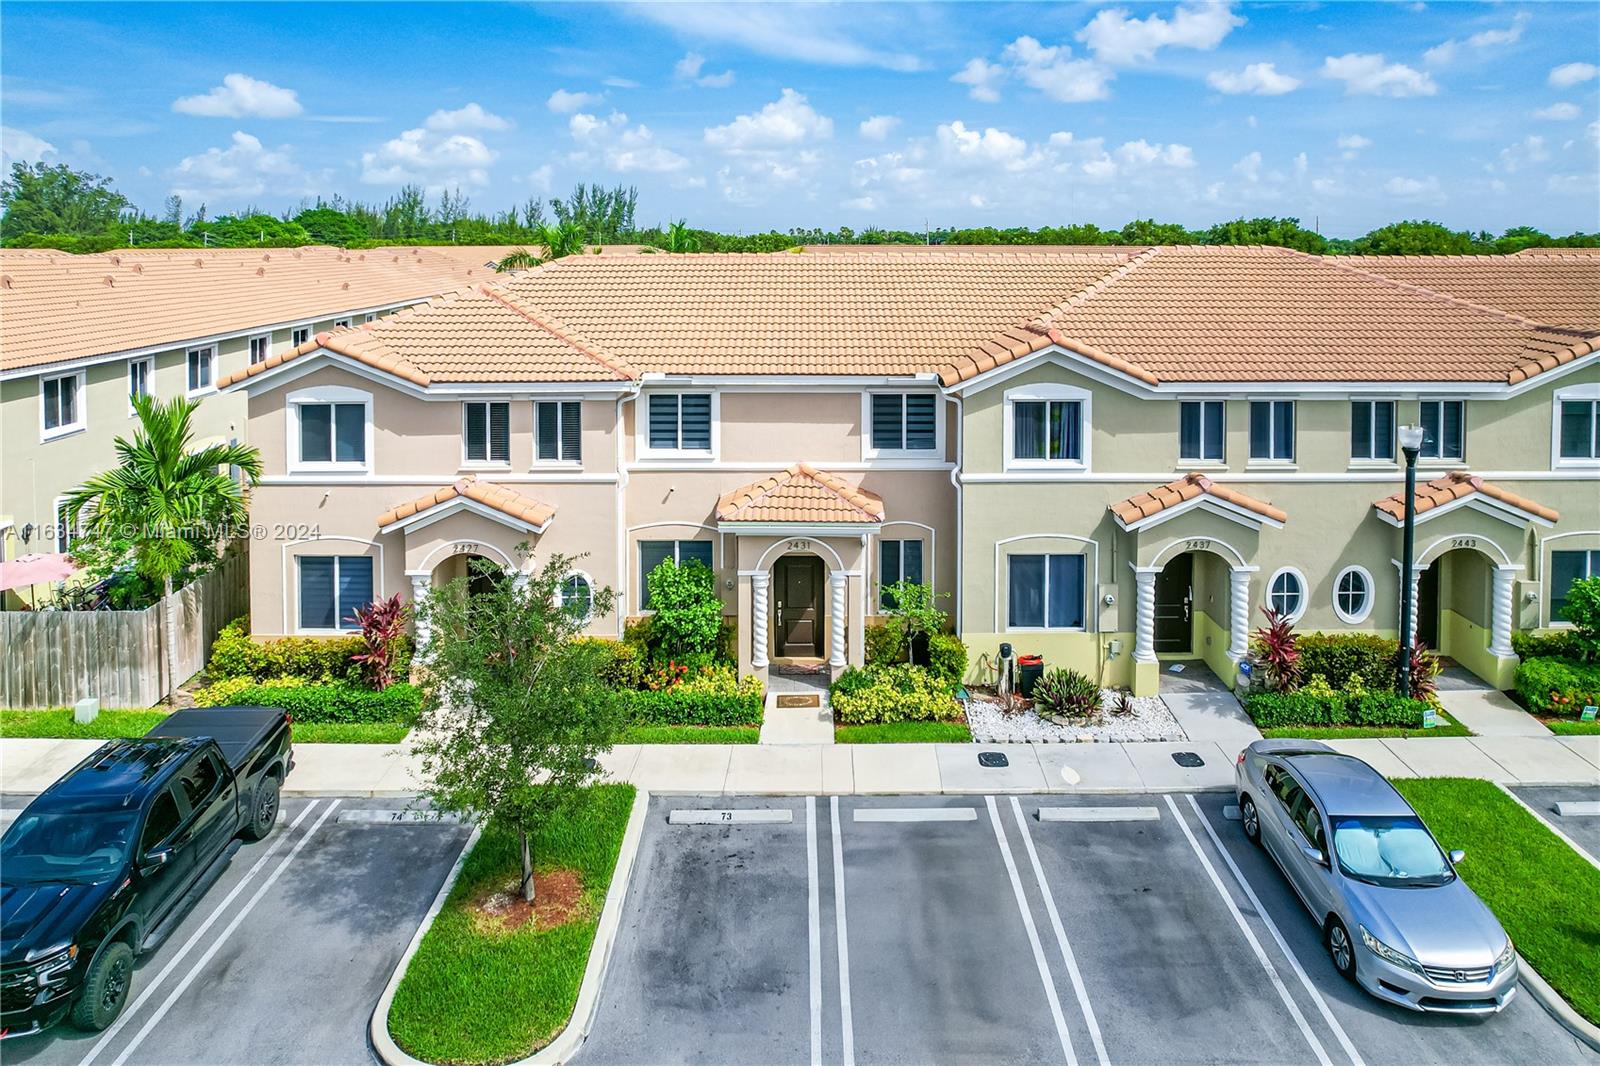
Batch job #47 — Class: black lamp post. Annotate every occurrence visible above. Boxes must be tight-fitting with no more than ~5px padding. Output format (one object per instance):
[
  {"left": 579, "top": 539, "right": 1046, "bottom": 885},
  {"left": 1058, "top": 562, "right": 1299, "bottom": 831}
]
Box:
[{"left": 1397, "top": 424, "right": 1426, "bottom": 697}]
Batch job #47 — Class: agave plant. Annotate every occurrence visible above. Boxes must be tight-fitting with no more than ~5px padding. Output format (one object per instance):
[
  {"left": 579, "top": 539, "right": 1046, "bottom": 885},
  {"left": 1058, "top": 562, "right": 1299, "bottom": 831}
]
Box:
[
  {"left": 1252, "top": 605, "right": 1302, "bottom": 692},
  {"left": 1032, "top": 668, "right": 1100, "bottom": 721}
]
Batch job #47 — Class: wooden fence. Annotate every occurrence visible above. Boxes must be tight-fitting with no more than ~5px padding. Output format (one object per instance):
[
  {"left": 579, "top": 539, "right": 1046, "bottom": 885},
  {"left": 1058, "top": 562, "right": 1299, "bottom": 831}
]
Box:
[{"left": 0, "top": 551, "right": 248, "bottom": 709}]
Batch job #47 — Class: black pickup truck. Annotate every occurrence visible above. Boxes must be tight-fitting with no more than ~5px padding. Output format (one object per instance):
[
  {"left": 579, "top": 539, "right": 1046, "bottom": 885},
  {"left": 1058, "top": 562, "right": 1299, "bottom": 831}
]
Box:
[{"left": 0, "top": 707, "right": 293, "bottom": 1039}]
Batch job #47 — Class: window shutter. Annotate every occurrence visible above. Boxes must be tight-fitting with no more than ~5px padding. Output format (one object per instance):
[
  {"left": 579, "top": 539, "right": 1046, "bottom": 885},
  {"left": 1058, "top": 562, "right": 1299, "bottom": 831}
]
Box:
[
  {"left": 536, "top": 402, "right": 558, "bottom": 460},
  {"left": 872, "top": 395, "right": 904, "bottom": 450},
  {"left": 561, "top": 401, "right": 582, "bottom": 461},
  {"left": 465, "top": 403, "right": 487, "bottom": 461},
  {"left": 1442, "top": 401, "right": 1463, "bottom": 458},
  {"left": 489, "top": 402, "right": 510, "bottom": 463},
  {"left": 299, "top": 557, "right": 337, "bottom": 629},
  {"left": 1048, "top": 554, "right": 1085, "bottom": 628},
  {"left": 639, "top": 541, "right": 674, "bottom": 608},
  {"left": 1203, "top": 402, "right": 1224, "bottom": 460},
  {"left": 334, "top": 403, "right": 365, "bottom": 462},
  {"left": 1014, "top": 401, "right": 1046, "bottom": 459},
  {"left": 1179, "top": 402, "right": 1201, "bottom": 459},
  {"left": 648, "top": 395, "right": 679, "bottom": 449},
  {"left": 300, "top": 404, "right": 333, "bottom": 463},
  {"left": 1008, "top": 555, "right": 1045, "bottom": 628},
  {"left": 680, "top": 394, "right": 712, "bottom": 450},
  {"left": 1373, "top": 401, "right": 1394, "bottom": 459},
  {"left": 1273, "top": 401, "right": 1294, "bottom": 460},
  {"left": 336, "top": 556, "right": 374, "bottom": 630},
  {"left": 1249, "top": 402, "right": 1270, "bottom": 458},
  {"left": 904, "top": 394, "right": 936, "bottom": 450}
]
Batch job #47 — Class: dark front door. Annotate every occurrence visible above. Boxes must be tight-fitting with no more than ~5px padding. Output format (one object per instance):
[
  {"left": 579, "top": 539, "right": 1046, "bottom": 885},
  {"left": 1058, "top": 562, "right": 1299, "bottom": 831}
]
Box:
[
  {"left": 775, "top": 556, "right": 823, "bottom": 658},
  {"left": 1153, "top": 553, "right": 1193, "bottom": 654},
  {"left": 1417, "top": 560, "right": 1441, "bottom": 649}
]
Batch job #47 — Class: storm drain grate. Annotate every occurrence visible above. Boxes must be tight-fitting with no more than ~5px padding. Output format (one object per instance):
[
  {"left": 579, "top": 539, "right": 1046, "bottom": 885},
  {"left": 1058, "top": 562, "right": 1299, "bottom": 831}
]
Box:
[
  {"left": 978, "top": 751, "right": 1010, "bottom": 768},
  {"left": 1171, "top": 751, "right": 1206, "bottom": 768}
]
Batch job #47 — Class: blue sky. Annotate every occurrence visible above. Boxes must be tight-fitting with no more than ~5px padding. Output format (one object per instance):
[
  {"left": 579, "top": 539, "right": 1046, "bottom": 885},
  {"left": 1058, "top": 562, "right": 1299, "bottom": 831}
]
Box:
[{"left": 3, "top": 2, "right": 1597, "bottom": 237}]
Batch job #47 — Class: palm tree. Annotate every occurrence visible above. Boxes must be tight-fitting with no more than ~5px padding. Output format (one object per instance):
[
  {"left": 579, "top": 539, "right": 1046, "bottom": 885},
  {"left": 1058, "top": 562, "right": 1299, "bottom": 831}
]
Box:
[
  {"left": 62, "top": 394, "right": 262, "bottom": 698},
  {"left": 665, "top": 219, "right": 700, "bottom": 253},
  {"left": 496, "top": 221, "right": 586, "bottom": 271}
]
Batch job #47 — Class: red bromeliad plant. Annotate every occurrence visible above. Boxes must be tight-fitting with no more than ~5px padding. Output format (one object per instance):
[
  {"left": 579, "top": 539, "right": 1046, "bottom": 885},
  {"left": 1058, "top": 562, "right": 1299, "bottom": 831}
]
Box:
[
  {"left": 1253, "top": 606, "right": 1302, "bottom": 692},
  {"left": 1399, "top": 639, "right": 1442, "bottom": 699},
  {"left": 352, "top": 593, "right": 410, "bottom": 690}
]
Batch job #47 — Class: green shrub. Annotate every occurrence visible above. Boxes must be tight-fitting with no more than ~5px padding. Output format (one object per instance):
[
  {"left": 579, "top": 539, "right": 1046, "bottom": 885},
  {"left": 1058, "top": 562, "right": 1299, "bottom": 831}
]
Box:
[
  {"left": 1515, "top": 656, "right": 1600, "bottom": 716},
  {"left": 1350, "top": 692, "right": 1431, "bottom": 728},
  {"left": 621, "top": 607, "right": 736, "bottom": 669},
  {"left": 644, "top": 559, "right": 723, "bottom": 668},
  {"left": 1558, "top": 576, "right": 1600, "bottom": 661},
  {"left": 621, "top": 666, "right": 763, "bottom": 726},
  {"left": 206, "top": 617, "right": 413, "bottom": 685},
  {"left": 864, "top": 622, "right": 906, "bottom": 667},
  {"left": 193, "top": 678, "right": 421, "bottom": 724},
  {"left": 926, "top": 633, "right": 968, "bottom": 685},
  {"left": 1297, "top": 633, "right": 1398, "bottom": 691},
  {"left": 1032, "top": 668, "right": 1098, "bottom": 719},
  {"left": 1512, "top": 629, "right": 1581, "bottom": 660},
  {"left": 829, "top": 664, "right": 963, "bottom": 725},
  {"left": 573, "top": 637, "right": 644, "bottom": 689},
  {"left": 1245, "top": 689, "right": 1429, "bottom": 729}
]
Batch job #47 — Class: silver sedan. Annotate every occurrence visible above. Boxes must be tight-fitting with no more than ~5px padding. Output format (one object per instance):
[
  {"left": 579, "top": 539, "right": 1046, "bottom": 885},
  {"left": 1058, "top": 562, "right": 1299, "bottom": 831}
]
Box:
[{"left": 1234, "top": 739, "right": 1518, "bottom": 1015}]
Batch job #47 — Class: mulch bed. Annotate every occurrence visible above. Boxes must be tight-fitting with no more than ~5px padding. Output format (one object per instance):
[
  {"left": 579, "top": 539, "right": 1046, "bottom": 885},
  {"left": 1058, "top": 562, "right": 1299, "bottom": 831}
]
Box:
[{"left": 467, "top": 868, "right": 585, "bottom": 934}]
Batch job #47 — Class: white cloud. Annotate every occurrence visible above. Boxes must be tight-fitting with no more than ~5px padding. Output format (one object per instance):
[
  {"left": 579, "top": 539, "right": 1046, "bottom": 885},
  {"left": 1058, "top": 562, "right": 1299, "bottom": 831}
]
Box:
[
  {"left": 172, "top": 73, "right": 303, "bottom": 119},
  {"left": 602, "top": 76, "right": 640, "bottom": 89},
  {"left": 0, "top": 126, "right": 57, "bottom": 168},
  {"left": 361, "top": 123, "right": 497, "bottom": 189},
  {"left": 858, "top": 115, "right": 901, "bottom": 140},
  {"left": 952, "top": 57, "right": 1005, "bottom": 102},
  {"left": 1001, "top": 36, "right": 1113, "bottom": 103},
  {"left": 1322, "top": 53, "right": 1438, "bottom": 97},
  {"left": 1293, "top": 151, "right": 1308, "bottom": 179},
  {"left": 704, "top": 89, "right": 832, "bottom": 151},
  {"left": 1425, "top": 12, "right": 1530, "bottom": 67},
  {"left": 526, "top": 164, "right": 553, "bottom": 191},
  {"left": 424, "top": 103, "right": 511, "bottom": 132},
  {"left": 547, "top": 89, "right": 603, "bottom": 114},
  {"left": 842, "top": 195, "right": 878, "bottom": 211},
  {"left": 568, "top": 111, "right": 690, "bottom": 174},
  {"left": 633, "top": 5, "right": 920, "bottom": 71},
  {"left": 675, "top": 52, "right": 707, "bottom": 80},
  {"left": 1534, "top": 102, "right": 1581, "bottom": 121},
  {"left": 1336, "top": 133, "right": 1373, "bottom": 150},
  {"left": 697, "top": 69, "right": 736, "bottom": 89},
  {"left": 1496, "top": 134, "right": 1550, "bottom": 173},
  {"left": 1115, "top": 138, "right": 1195, "bottom": 168},
  {"left": 1384, "top": 175, "right": 1441, "bottom": 197},
  {"left": 172, "top": 130, "right": 309, "bottom": 200},
  {"left": 1077, "top": 3, "right": 1245, "bottom": 66},
  {"left": 937, "top": 120, "right": 1032, "bottom": 169},
  {"left": 1549, "top": 62, "right": 1598, "bottom": 88},
  {"left": 1206, "top": 62, "right": 1301, "bottom": 95},
  {"left": 1233, "top": 150, "right": 1263, "bottom": 182}
]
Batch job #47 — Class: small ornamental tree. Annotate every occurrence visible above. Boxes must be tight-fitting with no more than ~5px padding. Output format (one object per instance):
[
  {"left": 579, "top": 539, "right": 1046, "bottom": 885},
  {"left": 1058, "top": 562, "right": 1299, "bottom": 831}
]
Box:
[
  {"left": 645, "top": 557, "right": 723, "bottom": 668},
  {"left": 412, "top": 552, "right": 623, "bottom": 903},
  {"left": 880, "top": 580, "right": 949, "bottom": 664},
  {"left": 1560, "top": 576, "right": 1600, "bottom": 663}
]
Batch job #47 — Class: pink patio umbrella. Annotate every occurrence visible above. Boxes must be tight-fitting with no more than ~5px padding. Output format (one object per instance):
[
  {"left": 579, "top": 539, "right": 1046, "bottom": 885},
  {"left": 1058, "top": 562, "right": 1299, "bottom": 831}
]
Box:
[{"left": 0, "top": 552, "right": 79, "bottom": 593}]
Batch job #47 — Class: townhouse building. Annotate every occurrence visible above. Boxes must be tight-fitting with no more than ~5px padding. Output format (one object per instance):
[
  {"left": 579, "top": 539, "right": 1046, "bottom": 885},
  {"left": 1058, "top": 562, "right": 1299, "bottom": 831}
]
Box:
[
  {"left": 218, "top": 246, "right": 1600, "bottom": 695},
  {"left": 0, "top": 245, "right": 515, "bottom": 604}
]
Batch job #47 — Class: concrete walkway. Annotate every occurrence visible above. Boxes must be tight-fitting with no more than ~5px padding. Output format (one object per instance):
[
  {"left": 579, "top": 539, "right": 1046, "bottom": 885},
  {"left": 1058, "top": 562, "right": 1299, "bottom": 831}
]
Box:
[
  {"left": 4, "top": 731, "right": 1595, "bottom": 798},
  {"left": 1157, "top": 661, "right": 1262, "bottom": 745},
  {"left": 1436, "top": 685, "right": 1555, "bottom": 737}
]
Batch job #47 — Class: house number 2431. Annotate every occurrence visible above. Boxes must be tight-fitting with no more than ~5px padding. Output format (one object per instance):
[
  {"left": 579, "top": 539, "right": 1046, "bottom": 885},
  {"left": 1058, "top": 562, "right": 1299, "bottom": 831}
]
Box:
[{"left": 788, "top": 539, "right": 811, "bottom": 551}]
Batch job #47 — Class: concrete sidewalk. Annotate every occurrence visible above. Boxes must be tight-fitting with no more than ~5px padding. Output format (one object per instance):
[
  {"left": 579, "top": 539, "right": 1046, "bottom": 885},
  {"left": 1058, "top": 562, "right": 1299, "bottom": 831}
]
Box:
[{"left": 4, "top": 731, "right": 1595, "bottom": 798}]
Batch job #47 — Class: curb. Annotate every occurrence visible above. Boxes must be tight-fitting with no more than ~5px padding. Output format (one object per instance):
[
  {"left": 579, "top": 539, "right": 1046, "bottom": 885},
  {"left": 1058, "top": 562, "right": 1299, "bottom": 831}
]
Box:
[
  {"left": 1518, "top": 954, "right": 1600, "bottom": 1054},
  {"left": 1492, "top": 781, "right": 1600, "bottom": 873},
  {"left": 369, "top": 787, "right": 651, "bottom": 1066}
]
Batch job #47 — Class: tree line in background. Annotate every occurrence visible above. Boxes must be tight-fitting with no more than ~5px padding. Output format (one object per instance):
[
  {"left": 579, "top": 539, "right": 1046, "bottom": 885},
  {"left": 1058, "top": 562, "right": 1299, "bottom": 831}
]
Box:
[{"left": 3, "top": 161, "right": 1597, "bottom": 258}]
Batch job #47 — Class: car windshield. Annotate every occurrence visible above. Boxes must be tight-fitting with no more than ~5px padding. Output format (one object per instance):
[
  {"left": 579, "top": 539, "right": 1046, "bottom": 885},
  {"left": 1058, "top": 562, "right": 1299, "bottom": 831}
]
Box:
[
  {"left": 1331, "top": 816, "right": 1454, "bottom": 888},
  {"left": 0, "top": 811, "right": 138, "bottom": 883}
]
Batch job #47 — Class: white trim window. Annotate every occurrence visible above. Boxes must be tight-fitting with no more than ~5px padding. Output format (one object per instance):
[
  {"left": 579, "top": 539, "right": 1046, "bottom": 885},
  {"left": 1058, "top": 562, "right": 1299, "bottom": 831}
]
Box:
[
  {"left": 297, "top": 555, "right": 373, "bottom": 632},
  {"left": 1550, "top": 549, "right": 1599, "bottom": 625},
  {"left": 364, "top": 313, "right": 378, "bottom": 324},
  {"left": 1350, "top": 400, "right": 1396, "bottom": 462},
  {"left": 41, "top": 371, "right": 85, "bottom": 440},
  {"left": 643, "top": 393, "right": 715, "bottom": 458},
  {"left": 1267, "top": 567, "right": 1307, "bottom": 622},
  {"left": 1419, "top": 399, "right": 1464, "bottom": 461},
  {"left": 1554, "top": 385, "right": 1600, "bottom": 467},
  {"left": 291, "top": 326, "right": 311, "bottom": 347},
  {"left": 462, "top": 401, "right": 511, "bottom": 466},
  {"left": 878, "top": 539, "right": 925, "bottom": 609},
  {"left": 186, "top": 346, "right": 217, "bottom": 395},
  {"left": 248, "top": 334, "right": 271, "bottom": 365},
  {"left": 289, "top": 385, "right": 371, "bottom": 473},
  {"left": 867, "top": 393, "right": 939, "bottom": 457},
  {"left": 1004, "top": 383, "right": 1090, "bottom": 471},
  {"left": 1007, "top": 553, "right": 1086, "bottom": 630},
  {"left": 1333, "top": 565, "right": 1373, "bottom": 624},
  {"left": 535, "top": 400, "right": 582, "bottom": 463},
  {"left": 1249, "top": 400, "right": 1295, "bottom": 462},
  {"left": 127, "top": 357, "right": 154, "bottom": 413},
  {"left": 638, "top": 540, "right": 713, "bottom": 608},
  {"left": 1178, "top": 400, "right": 1225, "bottom": 463},
  {"left": 558, "top": 571, "right": 595, "bottom": 621},
  {"left": 54, "top": 497, "right": 74, "bottom": 554},
  {"left": 334, "top": 318, "right": 352, "bottom": 329}
]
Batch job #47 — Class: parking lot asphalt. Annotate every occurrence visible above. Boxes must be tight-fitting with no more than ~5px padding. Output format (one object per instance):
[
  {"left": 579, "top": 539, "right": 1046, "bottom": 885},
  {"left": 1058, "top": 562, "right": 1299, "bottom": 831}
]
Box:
[
  {"left": 575, "top": 792, "right": 1598, "bottom": 1066},
  {"left": 1510, "top": 784, "right": 1600, "bottom": 865},
  {"left": 3, "top": 796, "right": 471, "bottom": 1066}
]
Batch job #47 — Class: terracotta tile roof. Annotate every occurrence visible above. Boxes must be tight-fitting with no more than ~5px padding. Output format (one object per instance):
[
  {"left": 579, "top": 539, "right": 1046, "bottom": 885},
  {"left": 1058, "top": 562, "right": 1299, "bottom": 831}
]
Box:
[
  {"left": 941, "top": 245, "right": 1599, "bottom": 386},
  {"left": 1110, "top": 472, "right": 1287, "bottom": 529},
  {"left": 0, "top": 245, "right": 510, "bottom": 374},
  {"left": 1372, "top": 471, "right": 1559, "bottom": 525},
  {"left": 1326, "top": 253, "right": 1600, "bottom": 331},
  {"left": 376, "top": 477, "right": 556, "bottom": 530},
  {"left": 715, "top": 463, "right": 885, "bottom": 524}
]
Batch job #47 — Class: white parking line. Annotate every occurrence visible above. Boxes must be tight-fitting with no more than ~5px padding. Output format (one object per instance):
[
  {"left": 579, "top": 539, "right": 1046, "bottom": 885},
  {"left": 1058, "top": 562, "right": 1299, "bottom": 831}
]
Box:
[
  {"left": 830, "top": 797, "right": 856, "bottom": 1066},
  {"left": 1038, "top": 806, "right": 1159, "bottom": 823},
  {"left": 76, "top": 800, "right": 324, "bottom": 1066},
  {"left": 1162, "top": 794, "right": 1335, "bottom": 1066},
  {"left": 103, "top": 799, "right": 342, "bottom": 1066},
  {"left": 853, "top": 807, "right": 977, "bottom": 822},
  {"left": 1184, "top": 795, "right": 1365, "bottom": 1066},
  {"left": 985, "top": 796, "right": 1078, "bottom": 1066},
  {"left": 806, "top": 797, "right": 822, "bottom": 1066},
  {"left": 1008, "top": 797, "right": 1110, "bottom": 1066}
]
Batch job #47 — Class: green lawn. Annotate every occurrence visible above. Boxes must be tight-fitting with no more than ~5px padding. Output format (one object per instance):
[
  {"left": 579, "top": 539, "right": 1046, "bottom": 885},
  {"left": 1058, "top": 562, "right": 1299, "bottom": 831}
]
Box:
[
  {"left": 0, "top": 708, "right": 410, "bottom": 745},
  {"left": 388, "top": 784, "right": 636, "bottom": 1065},
  {"left": 618, "top": 724, "right": 760, "bottom": 744},
  {"left": 1392, "top": 778, "right": 1600, "bottom": 1027},
  {"left": 1545, "top": 718, "right": 1600, "bottom": 736},
  {"left": 835, "top": 721, "right": 973, "bottom": 743},
  {"left": 291, "top": 721, "right": 412, "bottom": 743},
  {"left": 1262, "top": 721, "right": 1472, "bottom": 740}
]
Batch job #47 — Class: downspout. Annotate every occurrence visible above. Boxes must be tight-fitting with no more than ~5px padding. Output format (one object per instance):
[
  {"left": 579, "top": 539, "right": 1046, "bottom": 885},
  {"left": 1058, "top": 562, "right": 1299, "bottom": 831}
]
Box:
[
  {"left": 946, "top": 390, "right": 963, "bottom": 636},
  {"left": 615, "top": 388, "right": 636, "bottom": 638}
]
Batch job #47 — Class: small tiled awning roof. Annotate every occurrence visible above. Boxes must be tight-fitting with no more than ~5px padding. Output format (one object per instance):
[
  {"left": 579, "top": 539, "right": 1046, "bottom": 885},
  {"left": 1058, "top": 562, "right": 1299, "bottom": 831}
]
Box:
[
  {"left": 377, "top": 477, "right": 556, "bottom": 531},
  {"left": 1373, "top": 471, "right": 1559, "bottom": 525},
  {"left": 716, "top": 464, "right": 884, "bottom": 524},
  {"left": 1110, "top": 472, "right": 1287, "bottom": 530}
]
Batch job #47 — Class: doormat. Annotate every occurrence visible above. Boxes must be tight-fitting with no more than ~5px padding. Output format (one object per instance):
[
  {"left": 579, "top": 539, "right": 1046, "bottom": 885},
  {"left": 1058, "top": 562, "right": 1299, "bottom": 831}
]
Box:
[{"left": 776, "top": 694, "right": 822, "bottom": 709}]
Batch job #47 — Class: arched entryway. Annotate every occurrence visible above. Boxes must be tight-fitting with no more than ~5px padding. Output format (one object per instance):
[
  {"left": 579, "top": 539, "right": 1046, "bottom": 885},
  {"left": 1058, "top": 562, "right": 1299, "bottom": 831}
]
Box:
[
  {"left": 772, "top": 553, "right": 825, "bottom": 659},
  {"left": 1411, "top": 539, "right": 1517, "bottom": 681}
]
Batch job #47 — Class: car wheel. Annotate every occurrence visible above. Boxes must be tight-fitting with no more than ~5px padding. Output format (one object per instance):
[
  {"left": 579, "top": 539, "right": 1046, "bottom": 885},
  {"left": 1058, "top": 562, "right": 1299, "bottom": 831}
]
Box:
[
  {"left": 241, "top": 776, "right": 280, "bottom": 842},
  {"left": 1326, "top": 918, "right": 1357, "bottom": 982},
  {"left": 69, "top": 941, "right": 134, "bottom": 1032},
  {"left": 1239, "top": 795, "right": 1262, "bottom": 846}
]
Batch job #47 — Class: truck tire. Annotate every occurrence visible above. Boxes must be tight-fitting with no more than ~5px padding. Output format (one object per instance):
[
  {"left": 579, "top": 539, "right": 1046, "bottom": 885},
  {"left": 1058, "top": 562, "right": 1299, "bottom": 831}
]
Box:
[
  {"left": 242, "top": 776, "right": 280, "bottom": 841},
  {"left": 70, "top": 941, "right": 134, "bottom": 1032}
]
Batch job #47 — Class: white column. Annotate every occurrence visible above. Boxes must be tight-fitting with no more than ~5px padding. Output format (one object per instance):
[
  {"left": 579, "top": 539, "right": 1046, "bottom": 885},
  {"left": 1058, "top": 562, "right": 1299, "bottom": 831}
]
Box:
[
  {"left": 409, "top": 574, "right": 432, "bottom": 655},
  {"left": 829, "top": 571, "right": 848, "bottom": 668},
  {"left": 751, "top": 572, "right": 771, "bottom": 670},
  {"left": 1132, "top": 567, "right": 1158, "bottom": 663},
  {"left": 1490, "top": 566, "right": 1517, "bottom": 658},
  {"left": 1228, "top": 568, "right": 1253, "bottom": 665},
  {"left": 1403, "top": 564, "right": 1422, "bottom": 640}
]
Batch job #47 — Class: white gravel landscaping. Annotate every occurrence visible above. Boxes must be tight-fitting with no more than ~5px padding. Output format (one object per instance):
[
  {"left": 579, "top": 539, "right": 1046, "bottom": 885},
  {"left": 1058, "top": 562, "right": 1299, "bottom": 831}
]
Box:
[{"left": 965, "top": 688, "right": 1188, "bottom": 743}]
